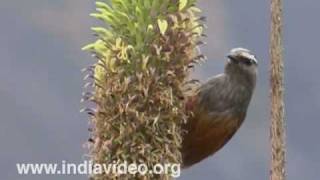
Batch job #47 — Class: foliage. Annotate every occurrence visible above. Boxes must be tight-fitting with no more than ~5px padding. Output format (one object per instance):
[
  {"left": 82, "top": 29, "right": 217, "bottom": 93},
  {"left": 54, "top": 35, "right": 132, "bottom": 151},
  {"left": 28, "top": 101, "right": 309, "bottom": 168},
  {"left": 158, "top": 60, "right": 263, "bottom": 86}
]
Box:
[{"left": 82, "top": 0, "right": 204, "bottom": 179}]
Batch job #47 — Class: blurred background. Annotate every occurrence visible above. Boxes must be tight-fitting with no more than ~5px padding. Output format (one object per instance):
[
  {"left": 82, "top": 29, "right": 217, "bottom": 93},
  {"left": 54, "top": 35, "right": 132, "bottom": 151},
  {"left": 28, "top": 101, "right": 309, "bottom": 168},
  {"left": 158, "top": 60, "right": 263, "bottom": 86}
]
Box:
[{"left": 0, "top": 0, "right": 319, "bottom": 179}]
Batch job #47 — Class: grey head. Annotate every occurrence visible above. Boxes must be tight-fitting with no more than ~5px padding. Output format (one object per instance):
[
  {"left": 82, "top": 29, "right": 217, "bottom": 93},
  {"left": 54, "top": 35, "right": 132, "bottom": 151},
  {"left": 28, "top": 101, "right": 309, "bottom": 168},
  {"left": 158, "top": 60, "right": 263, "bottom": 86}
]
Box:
[
  {"left": 225, "top": 48, "right": 258, "bottom": 87},
  {"left": 196, "top": 48, "right": 258, "bottom": 114}
]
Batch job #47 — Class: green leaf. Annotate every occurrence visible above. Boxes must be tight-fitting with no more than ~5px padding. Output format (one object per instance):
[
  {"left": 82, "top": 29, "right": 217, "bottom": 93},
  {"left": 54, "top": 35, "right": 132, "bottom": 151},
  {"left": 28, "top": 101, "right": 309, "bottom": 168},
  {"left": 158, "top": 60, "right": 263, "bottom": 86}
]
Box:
[
  {"left": 179, "top": 0, "right": 188, "bottom": 11},
  {"left": 81, "top": 43, "right": 95, "bottom": 51},
  {"left": 190, "top": 6, "right": 202, "bottom": 13},
  {"left": 91, "top": 27, "right": 113, "bottom": 39},
  {"left": 141, "top": 54, "right": 150, "bottom": 70},
  {"left": 109, "top": 57, "right": 117, "bottom": 72},
  {"left": 96, "top": 1, "right": 113, "bottom": 12},
  {"left": 157, "top": 19, "right": 168, "bottom": 35},
  {"left": 90, "top": 13, "right": 114, "bottom": 25},
  {"left": 147, "top": 24, "right": 154, "bottom": 32}
]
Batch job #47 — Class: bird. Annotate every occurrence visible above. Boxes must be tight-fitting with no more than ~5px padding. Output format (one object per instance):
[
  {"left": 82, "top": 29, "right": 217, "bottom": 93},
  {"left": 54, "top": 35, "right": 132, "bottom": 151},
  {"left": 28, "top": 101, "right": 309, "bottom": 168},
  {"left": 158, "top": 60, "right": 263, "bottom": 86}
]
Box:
[{"left": 182, "top": 48, "right": 258, "bottom": 167}]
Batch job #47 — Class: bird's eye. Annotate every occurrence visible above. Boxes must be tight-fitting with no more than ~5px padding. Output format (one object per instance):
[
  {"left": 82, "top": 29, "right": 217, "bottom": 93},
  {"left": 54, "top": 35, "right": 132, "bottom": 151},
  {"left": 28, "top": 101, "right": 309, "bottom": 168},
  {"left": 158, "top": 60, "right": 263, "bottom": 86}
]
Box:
[
  {"left": 228, "top": 56, "right": 239, "bottom": 64},
  {"left": 243, "top": 58, "right": 253, "bottom": 66}
]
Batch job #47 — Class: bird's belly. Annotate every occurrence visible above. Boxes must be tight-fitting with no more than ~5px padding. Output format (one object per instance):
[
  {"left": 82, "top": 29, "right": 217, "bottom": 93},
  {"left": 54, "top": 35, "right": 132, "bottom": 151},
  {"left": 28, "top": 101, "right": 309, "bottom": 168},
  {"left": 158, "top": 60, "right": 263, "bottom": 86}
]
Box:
[{"left": 182, "top": 114, "right": 243, "bottom": 167}]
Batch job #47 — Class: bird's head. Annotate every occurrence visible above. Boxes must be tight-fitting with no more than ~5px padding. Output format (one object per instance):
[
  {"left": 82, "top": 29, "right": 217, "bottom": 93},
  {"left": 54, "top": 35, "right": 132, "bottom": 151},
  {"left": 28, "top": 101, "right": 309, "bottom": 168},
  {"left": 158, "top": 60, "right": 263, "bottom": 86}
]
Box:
[{"left": 225, "top": 47, "right": 258, "bottom": 79}]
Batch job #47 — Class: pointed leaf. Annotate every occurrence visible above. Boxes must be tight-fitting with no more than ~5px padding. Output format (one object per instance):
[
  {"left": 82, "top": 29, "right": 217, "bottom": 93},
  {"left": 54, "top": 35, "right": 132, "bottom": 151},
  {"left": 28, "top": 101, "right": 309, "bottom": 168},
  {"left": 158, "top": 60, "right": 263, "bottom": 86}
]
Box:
[
  {"left": 157, "top": 19, "right": 168, "bottom": 35},
  {"left": 179, "top": 0, "right": 188, "bottom": 11}
]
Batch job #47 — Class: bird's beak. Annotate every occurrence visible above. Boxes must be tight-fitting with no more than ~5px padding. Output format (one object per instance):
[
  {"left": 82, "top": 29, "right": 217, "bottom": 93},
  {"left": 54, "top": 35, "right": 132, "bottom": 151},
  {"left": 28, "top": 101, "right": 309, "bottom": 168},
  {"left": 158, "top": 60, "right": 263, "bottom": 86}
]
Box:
[{"left": 251, "top": 56, "right": 258, "bottom": 65}]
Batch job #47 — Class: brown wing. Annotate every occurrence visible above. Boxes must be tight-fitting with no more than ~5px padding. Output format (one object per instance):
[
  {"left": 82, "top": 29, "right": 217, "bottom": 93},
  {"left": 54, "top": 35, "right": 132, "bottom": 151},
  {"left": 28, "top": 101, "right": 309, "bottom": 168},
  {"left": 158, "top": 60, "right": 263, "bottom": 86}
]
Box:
[{"left": 182, "top": 103, "right": 246, "bottom": 167}]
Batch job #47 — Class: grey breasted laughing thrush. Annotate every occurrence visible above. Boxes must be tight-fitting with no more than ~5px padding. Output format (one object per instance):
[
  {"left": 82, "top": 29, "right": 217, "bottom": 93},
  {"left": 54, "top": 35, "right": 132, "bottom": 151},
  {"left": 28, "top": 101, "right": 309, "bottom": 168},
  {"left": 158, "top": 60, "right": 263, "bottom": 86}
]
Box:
[{"left": 182, "top": 48, "right": 258, "bottom": 167}]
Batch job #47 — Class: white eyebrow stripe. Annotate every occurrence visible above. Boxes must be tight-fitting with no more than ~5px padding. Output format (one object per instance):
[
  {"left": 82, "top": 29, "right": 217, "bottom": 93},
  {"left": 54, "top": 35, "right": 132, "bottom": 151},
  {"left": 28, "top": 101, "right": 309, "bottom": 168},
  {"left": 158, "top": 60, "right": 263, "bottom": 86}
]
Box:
[
  {"left": 240, "top": 52, "right": 253, "bottom": 58},
  {"left": 240, "top": 52, "right": 258, "bottom": 63},
  {"left": 230, "top": 47, "right": 250, "bottom": 53}
]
